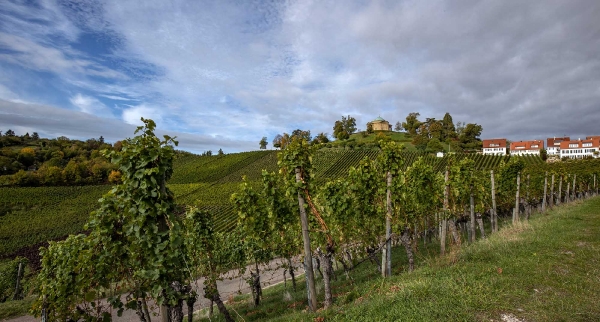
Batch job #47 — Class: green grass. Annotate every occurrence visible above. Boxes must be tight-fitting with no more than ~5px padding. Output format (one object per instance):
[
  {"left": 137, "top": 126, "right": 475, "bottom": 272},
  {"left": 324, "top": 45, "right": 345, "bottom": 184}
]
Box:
[
  {"left": 0, "top": 296, "right": 35, "bottom": 320},
  {"left": 195, "top": 197, "right": 600, "bottom": 321},
  {"left": 327, "top": 131, "right": 417, "bottom": 151}
]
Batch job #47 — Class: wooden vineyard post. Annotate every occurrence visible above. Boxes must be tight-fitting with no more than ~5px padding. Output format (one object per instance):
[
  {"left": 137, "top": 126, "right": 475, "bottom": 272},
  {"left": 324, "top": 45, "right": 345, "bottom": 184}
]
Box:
[
  {"left": 558, "top": 175, "right": 563, "bottom": 205},
  {"left": 382, "top": 171, "right": 392, "bottom": 277},
  {"left": 491, "top": 170, "right": 497, "bottom": 232},
  {"left": 469, "top": 188, "right": 475, "bottom": 243},
  {"left": 573, "top": 174, "right": 577, "bottom": 200},
  {"left": 542, "top": 172, "right": 548, "bottom": 213},
  {"left": 595, "top": 174, "right": 597, "bottom": 196},
  {"left": 514, "top": 173, "right": 520, "bottom": 223},
  {"left": 12, "top": 261, "right": 23, "bottom": 300},
  {"left": 550, "top": 174, "right": 555, "bottom": 208},
  {"left": 160, "top": 174, "right": 170, "bottom": 322},
  {"left": 526, "top": 174, "right": 531, "bottom": 219},
  {"left": 566, "top": 175, "right": 571, "bottom": 203},
  {"left": 161, "top": 305, "right": 169, "bottom": 322},
  {"left": 295, "top": 167, "right": 318, "bottom": 311},
  {"left": 41, "top": 295, "right": 48, "bottom": 322},
  {"left": 441, "top": 170, "right": 449, "bottom": 255}
]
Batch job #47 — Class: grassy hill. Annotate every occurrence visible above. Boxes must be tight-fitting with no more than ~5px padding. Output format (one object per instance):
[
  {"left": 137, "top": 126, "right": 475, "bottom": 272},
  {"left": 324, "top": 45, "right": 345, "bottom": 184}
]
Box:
[{"left": 327, "top": 131, "right": 417, "bottom": 150}]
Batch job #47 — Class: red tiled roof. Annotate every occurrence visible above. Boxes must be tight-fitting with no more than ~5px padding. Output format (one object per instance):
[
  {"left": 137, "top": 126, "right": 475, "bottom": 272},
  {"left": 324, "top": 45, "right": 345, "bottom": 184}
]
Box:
[
  {"left": 547, "top": 137, "right": 570, "bottom": 147},
  {"left": 510, "top": 140, "right": 544, "bottom": 151},
  {"left": 560, "top": 138, "right": 600, "bottom": 149},
  {"left": 482, "top": 138, "right": 506, "bottom": 149},
  {"left": 586, "top": 135, "right": 600, "bottom": 140}
]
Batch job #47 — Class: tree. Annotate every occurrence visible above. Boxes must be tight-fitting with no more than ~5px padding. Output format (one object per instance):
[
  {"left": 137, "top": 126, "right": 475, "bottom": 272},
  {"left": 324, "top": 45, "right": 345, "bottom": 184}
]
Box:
[
  {"left": 455, "top": 121, "right": 466, "bottom": 136},
  {"left": 259, "top": 137, "right": 268, "bottom": 149},
  {"left": 17, "top": 148, "right": 35, "bottom": 168},
  {"left": 273, "top": 133, "right": 291, "bottom": 149},
  {"left": 458, "top": 123, "right": 483, "bottom": 150},
  {"left": 312, "top": 132, "right": 330, "bottom": 144},
  {"left": 428, "top": 120, "right": 443, "bottom": 140},
  {"left": 426, "top": 138, "right": 444, "bottom": 152},
  {"left": 333, "top": 115, "right": 357, "bottom": 140},
  {"left": 412, "top": 132, "right": 429, "bottom": 151},
  {"left": 5, "top": 129, "right": 15, "bottom": 137},
  {"left": 272, "top": 134, "right": 283, "bottom": 149},
  {"left": 291, "top": 129, "right": 312, "bottom": 142},
  {"left": 218, "top": 148, "right": 224, "bottom": 155},
  {"left": 441, "top": 112, "right": 456, "bottom": 140},
  {"left": 401, "top": 113, "right": 421, "bottom": 136},
  {"left": 34, "top": 118, "right": 191, "bottom": 322},
  {"left": 366, "top": 122, "right": 374, "bottom": 134},
  {"left": 32, "top": 132, "right": 40, "bottom": 140},
  {"left": 394, "top": 121, "right": 402, "bottom": 132},
  {"left": 540, "top": 148, "right": 548, "bottom": 161}
]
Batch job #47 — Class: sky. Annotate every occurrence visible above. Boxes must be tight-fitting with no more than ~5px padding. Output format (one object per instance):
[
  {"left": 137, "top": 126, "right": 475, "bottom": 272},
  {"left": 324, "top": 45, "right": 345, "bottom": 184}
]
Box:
[{"left": 0, "top": 0, "right": 599, "bottom": 153}]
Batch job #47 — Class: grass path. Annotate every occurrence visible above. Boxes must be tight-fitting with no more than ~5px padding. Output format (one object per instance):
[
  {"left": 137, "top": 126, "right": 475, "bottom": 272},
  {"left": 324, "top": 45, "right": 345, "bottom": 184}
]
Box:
[{"left": 199, "top": 197, "right": 600, "bottom": 321}]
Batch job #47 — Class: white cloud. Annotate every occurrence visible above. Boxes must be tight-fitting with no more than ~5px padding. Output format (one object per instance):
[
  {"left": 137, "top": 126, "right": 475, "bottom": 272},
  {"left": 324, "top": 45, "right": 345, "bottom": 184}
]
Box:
[
  {"left": 0, "top": 99, "right": 252, "bottom": 152},
  {"left": 122, "top": 104, "right": 164, "bottom": 126},
  {"left": 69, "top": 93, "right": 114, "bottom": 118},
  {"left": 0, "top": 32, "right": 125, "bottom": 80},
  {"left": 2, "top": 0, "right": 600, "bottom": 148}
]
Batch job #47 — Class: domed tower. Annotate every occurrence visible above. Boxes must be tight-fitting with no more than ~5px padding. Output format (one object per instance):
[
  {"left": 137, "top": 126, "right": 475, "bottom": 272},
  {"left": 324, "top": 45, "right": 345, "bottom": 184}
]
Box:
[{"left": 368, "top": 116, "right": 392, "bottom": 131}]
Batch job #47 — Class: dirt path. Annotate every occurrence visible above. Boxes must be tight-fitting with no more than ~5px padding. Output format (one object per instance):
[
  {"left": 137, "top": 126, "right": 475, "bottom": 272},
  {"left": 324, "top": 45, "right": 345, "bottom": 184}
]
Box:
[{"left": 4, "top": 258, "right": 304, "bottom": 322}]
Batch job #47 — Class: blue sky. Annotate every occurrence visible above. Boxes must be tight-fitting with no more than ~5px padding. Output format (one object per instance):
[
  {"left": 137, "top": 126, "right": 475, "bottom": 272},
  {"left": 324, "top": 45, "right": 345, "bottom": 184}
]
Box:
[{"left": 1, "top": 0, "right": 599, "bottom": 153}]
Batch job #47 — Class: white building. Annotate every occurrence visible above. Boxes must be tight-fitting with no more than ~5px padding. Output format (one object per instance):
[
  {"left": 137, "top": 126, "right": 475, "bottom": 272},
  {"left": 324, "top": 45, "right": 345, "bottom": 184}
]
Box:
[
  {"left": 510, "top": 140, "right": 544, "bottom": 156},
  {"left": 560, "top": 138, "right": 600, "bottom": 159},
  {"left": 546, "top": 137, "right": 570, "bottom": 156},
  {"left": 482, "top": 138, "right": 507, "bottom": 155}
]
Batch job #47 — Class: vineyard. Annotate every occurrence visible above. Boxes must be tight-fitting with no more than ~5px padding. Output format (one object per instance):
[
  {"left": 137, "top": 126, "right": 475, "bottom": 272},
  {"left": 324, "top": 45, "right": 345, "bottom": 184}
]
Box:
[
  {"left": 0, "top": 148, "right": 559, "bottom": 259},
  {"left": 2, "top": 122, "right": 600, "bottom": 322}
]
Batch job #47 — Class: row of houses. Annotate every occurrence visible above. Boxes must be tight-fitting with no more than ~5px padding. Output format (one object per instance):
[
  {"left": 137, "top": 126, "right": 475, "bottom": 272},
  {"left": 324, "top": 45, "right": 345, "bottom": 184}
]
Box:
[{"left": 482, "top": 136, "right": 600, "bottom": 159}]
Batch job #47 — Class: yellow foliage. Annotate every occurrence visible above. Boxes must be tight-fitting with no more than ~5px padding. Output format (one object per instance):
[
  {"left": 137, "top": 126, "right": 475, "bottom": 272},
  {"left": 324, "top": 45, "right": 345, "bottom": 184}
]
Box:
[{"left": 108, "top": 170, "right": 122, "bottom": 184}]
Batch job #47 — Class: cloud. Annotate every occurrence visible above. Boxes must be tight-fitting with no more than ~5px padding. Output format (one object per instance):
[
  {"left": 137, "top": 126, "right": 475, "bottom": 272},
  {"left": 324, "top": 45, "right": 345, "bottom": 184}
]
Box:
[
  {"left": 1, "top": 0, "right": 600, "bottom": 150},
  {"left": 0, "top": 32, "right": 125, "bottom": 79},
  {"left": 122, "top": 104, "right": 164, "bottom": 126},
  {"left": 69, "top": 93, "right": 114, "bottom": 117},
  {"left": 0, "top": 99, "right": 252, "bottom": 153},
  {"left": 0, "top": 0, "right": 79, "bottom": 42}
]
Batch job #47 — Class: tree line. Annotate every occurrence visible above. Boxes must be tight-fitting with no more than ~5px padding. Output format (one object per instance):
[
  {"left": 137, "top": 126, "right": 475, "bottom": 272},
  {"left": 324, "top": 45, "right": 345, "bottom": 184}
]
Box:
[
  {"left": 0, "top": 130, "right": 122, "bottom": 186},
  {"left": 262, "top": 112, "right": 482, "bottom": 152}
]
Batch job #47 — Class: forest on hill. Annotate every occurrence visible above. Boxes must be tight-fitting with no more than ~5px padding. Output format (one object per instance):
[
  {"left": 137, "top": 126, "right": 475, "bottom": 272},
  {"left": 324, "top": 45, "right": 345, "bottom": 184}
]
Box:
[{"left": 0, "top": 130, "right": 118, "bottom": 186}]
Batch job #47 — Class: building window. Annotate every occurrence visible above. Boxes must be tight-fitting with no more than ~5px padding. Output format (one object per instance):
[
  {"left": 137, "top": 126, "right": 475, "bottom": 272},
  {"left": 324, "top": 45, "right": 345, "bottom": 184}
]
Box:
[
  {"left": 583, "top": 143, "right": 592, "bottom": 147},
  {"left": 569, "top": 144, "right": 578, "bottom": 148}
]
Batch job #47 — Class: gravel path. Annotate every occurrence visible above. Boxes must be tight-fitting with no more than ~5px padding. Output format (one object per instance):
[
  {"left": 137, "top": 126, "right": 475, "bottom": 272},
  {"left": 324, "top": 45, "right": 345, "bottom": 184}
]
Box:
[{"left": 4, "top": 258, "right": 304, "bottom": 322}]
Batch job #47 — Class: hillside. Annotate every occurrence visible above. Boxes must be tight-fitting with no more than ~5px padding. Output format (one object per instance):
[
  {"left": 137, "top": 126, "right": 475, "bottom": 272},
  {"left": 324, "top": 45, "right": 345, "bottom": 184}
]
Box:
[
  {"left": 0, "top": 148, "right": 545, "bottom": 261},
  {"left": 195, "top": 197, "right": 600, "bottom": 321},
  {"left": 328, "top": 131, "right": 417, "bottom": 150}
]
